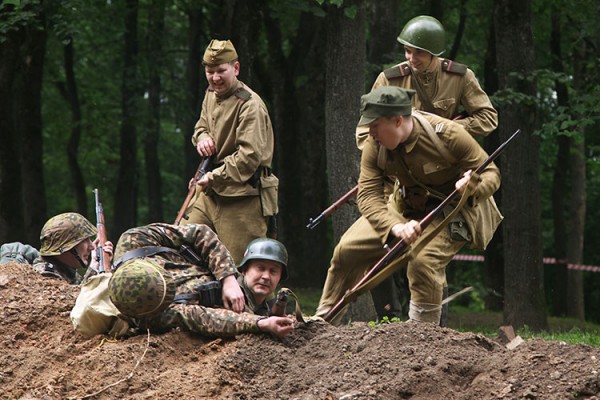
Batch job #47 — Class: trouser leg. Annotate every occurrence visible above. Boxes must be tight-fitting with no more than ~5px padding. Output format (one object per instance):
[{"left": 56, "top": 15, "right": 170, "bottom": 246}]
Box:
[{"left": 407, "top": 216, "right": 464, "bottom": 324}]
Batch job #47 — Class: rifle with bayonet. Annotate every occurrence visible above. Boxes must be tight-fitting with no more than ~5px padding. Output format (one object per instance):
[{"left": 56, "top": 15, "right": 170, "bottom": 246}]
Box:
[
  {"left": 306, "top": 184, "right": 358, "bottom": 229},
  {"left": 93, "top": 188, "right": 111, "bottom": 274},
  {"left": 175, "top": 156, "right": 213, "bottom": 226},
  {"left": 324, "top": 129, "right": 521, "bottom": 322}
]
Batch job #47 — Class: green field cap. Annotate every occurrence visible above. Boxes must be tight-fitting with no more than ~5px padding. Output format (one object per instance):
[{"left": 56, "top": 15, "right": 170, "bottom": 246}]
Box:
[{"left": 358, "top": 87, "right": 415, "bottom": 126}]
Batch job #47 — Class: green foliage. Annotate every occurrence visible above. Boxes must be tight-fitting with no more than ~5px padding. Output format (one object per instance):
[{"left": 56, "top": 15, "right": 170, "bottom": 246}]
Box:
[{"left": 368, "top": 316, "right": 402, "bottom": 328}]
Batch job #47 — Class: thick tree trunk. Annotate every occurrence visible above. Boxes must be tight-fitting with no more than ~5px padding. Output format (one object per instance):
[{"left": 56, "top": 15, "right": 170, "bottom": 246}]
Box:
[
  {"left": 494, "top": 0, "right": 547, "bottom": 331},
  {"left": 112, "top": 0, "right": 139, "bottom": 238},
  {"left": 325, "top": 1, "right": 374, "bottom": 322},
  {"left": 549, "top": 11, "right": 569, "bottom": 317},
  {"left": 366, "top": 0, "right": 401, "bottom": 85},
  {"left": 144, "top": 0, "right": 166, "bottom": 223},
  {"left": 0, "top": 7, "right": 25, "bottom": 243},
  {"left": 14, "top": 3, "right": 47, "bottom": 247}
]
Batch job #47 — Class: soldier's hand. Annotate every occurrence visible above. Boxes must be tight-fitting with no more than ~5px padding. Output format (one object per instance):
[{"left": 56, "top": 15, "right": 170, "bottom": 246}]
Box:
[
  {"left": 221, "top": 275, "right": 246, "bottom": 313},
  {"left": 196, "top": 137, "right": 216, "bottom": 157},
  {"left": 391, "top": 220, "right": 421, "bottom": 244},
  {"left": 257, "top": 316, "right": 295, "bottom": 337},
  {"left": 456, "top": 170, "right": 480, "bottom": 195}
]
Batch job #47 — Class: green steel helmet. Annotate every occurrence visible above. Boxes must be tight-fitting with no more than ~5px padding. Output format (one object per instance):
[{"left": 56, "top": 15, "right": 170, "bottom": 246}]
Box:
[
  {"left": 238, "top": 238, "right": 289, "bottom": 280},
  {"left": 108, "top": 259, "right": 176, "bottom": 318},
  {"left": 39, "top": 212, "right": 97, "bottom": 256},
  {"left": 397, "top": 15, "right": 446, "bottom": 56}
]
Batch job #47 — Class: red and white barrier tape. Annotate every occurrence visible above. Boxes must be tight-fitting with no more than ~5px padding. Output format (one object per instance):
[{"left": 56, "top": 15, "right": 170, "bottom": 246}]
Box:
[{"left": 452, "top": 254, "right": 600, "bottom": 273}]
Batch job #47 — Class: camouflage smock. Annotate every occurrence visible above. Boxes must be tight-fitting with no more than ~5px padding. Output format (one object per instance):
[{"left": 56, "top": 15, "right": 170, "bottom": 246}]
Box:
[
  {"left": 32, "top": 257, "right": 83, "bottom": 284},
  {"left": 113, "top": 223, "right": 264, "bottom": 337}
]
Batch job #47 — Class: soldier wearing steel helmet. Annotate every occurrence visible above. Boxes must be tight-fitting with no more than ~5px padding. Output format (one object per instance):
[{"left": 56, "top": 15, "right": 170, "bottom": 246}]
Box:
[
  {"left": 32, "top": 212, "right": 114, "bottom": 284},
  {"left": 109, "top": 223, "right": 294, "bottom": 338},
  {"left": 356, "top": 15, "right": 498, "bottom": 149},
  {"left": 184, "top": 39, "right": 278, "bottom": 265},
  {"left": 353, "top": 15, "right": 498, "bottom": 322}
]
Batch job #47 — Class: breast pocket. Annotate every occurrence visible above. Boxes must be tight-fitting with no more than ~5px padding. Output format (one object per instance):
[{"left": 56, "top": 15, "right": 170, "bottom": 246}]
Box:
[
  {"left": 432, "top": 98, "right": 456, "bottom": 113},
  {"left": 422, "top": 161, "right": 452, "bottom": 176}
]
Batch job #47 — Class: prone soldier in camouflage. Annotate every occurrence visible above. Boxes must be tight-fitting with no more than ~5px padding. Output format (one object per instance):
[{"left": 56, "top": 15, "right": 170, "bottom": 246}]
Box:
[
  {"left": 185, "top": 39, "right": 278, "bottom": 264},
  {"left": 355, "top": 15, "right": 498, "bottom": 321},
  {"left": 32, "top": 212, "right": 114, "bottom": 284},
  {"left": 110, "top": 223, "right": 294, "bottom": 338},
  {"left": 316, "top": 87, "right": 501, "bottom": 325}
]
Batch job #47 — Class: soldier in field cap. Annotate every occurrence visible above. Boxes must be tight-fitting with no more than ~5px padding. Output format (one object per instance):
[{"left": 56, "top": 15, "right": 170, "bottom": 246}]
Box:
[
  {"left": 355, "top": 16, "right": 498, "bottom": 325},
  {"left": 184, "top": 39, "right": 279, "bottom": 265},
  {"left": 316, "top": 86, "right": 502, "bottom": 325}
]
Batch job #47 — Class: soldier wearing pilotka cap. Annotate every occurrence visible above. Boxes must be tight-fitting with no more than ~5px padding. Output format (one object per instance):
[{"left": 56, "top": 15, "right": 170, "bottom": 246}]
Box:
[
  {"left": 315, "top": 86, "right": 502, "bottom": 325},
  {"left": 184, "top": 39, "right": 279, "bottom": 266}
]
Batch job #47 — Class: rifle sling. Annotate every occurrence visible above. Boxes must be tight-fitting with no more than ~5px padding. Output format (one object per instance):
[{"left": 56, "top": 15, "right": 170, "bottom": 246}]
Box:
[{"left": 410, "top": 74, "right": 436, "bottom": 114}]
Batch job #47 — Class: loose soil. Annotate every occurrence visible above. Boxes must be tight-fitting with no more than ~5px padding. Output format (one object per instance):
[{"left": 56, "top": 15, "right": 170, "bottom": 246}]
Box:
[{"left": 1, "top": 262, "right": 599, "bottom": 400}]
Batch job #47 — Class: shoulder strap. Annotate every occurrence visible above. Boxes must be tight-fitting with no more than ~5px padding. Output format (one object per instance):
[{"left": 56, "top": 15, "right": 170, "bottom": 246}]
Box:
[
  {"left": 383, "top": 62, "right": 411, "bottom": 80},
  {"left": 412, "top": 112, "right": 456, "bottom": 164},
  {"left": 441, "top": 59, "right": 467, "bottom": 75},
  {"left": 113, "top": 246, "right": 181, "bottom": 270},
  {"left": 234, "top": 86, "right": 252, "bottom": 101}
]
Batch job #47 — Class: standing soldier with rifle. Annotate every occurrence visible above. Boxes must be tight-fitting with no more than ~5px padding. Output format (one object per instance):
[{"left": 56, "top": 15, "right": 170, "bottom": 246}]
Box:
[
  {"left": 315, "top": 87, "right": 502, "bottom": 325},
  {"left": 183, "top": 39, "right": 279, "bottom": 264}
]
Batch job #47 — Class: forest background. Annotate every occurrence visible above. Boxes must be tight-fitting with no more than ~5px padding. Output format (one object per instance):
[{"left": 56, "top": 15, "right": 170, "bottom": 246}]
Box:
[{"left": 1, "top": 0, "right": 599, "bottom": 331}]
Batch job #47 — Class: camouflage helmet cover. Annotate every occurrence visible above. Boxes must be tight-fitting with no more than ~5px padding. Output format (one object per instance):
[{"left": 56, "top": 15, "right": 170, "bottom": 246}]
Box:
[
  {"left": 397, "top": 15, "right": 446, "bottom": 56},
  {"left": 108, "top": 259, "right": 176, "bottom": 318},
  {"left": 39, "top": 212, "right": 97, "bottom": 256},
  {"left": 238, "top": 238, "right": 289, "bottom": 280}
]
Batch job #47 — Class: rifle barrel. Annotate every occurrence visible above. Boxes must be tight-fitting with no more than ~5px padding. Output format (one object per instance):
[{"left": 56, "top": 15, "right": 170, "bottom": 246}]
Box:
[{"left": 306, "top": 185, "right": 359, "bottom": 229}]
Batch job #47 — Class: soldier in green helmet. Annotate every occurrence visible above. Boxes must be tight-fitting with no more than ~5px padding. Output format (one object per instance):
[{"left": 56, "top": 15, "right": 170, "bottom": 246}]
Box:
[
  {"left": 351, "top": 15, "right": 499, "bottom": 323},
  {"left": 108, "top": 223, "right": 295, "bottom": 338},
  {"left": 183, "top": 39, "right": 279, "bottom": 265},
  {"left": 32, "top": 212, "right": 114, "bottom": 284}
]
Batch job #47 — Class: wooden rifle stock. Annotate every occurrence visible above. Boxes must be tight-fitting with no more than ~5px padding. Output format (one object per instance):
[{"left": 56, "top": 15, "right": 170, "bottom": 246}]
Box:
[
  {"left": 93, "top": 188, "right": 111, "bottom": 274},
  {"left": 306, "top": 184, "right": 358, "bottom": 229},
  {"left": 324, "top": 129, "right": 521, "bottom": 322},
  {"left": 174, "top": 157, "right": 212, "bottom": 226}
]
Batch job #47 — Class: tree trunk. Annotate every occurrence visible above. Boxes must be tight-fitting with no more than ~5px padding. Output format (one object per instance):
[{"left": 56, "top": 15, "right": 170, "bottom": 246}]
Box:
[
  {"left": 144, "top": 0, "right": 166, "bottom": 223},
  {"left": 366, "top": 0, "right": 401, "bottom": 85},
  {"left": 494, "top": 0, "right": 547, "bottom": 331},
  {"left": 0, "top": 6, "right": 25, "bottom": 243},
  {"left": 325, "top": 0, "right": 374, "bottom": 322},
  {"left": 56, "top": 38, "right": 87, "bottom": 216},
  {"left": 549, "top": 10, "right": 569, "bottom": 317},
  {"left": 112, "top": 0, "right": 139, "bottom": 238},
  {"left": 14, "top": 2, "right": 48, "bottom": 247}
]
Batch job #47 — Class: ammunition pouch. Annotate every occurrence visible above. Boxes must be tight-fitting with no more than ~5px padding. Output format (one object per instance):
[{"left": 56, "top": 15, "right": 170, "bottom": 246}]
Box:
[
  {"left": 249, "top": 167, "right": 279, "bottom": 217},
  {"left": 172, "top": 280, "right": 223, "bottom": 308},
  {"left": 444, "top": 207, "right": 472, "bottom": 243}
]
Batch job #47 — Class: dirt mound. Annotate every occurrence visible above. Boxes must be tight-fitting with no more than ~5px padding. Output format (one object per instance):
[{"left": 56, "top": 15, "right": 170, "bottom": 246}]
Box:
[{"left": 1, "top": 262, "right": 599, "bottom": 400}]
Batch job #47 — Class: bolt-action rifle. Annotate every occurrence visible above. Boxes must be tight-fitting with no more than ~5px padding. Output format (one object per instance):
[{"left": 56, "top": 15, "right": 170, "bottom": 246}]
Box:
[
  {"left": 93, "top": 188, "right": 111, "bottom": 274},
  {"left": 306, "top": 184, "right": 358, "bottom": 229},
  {"left": 324, "top": 129, "right": 521, "bottom": 322},
  {"left": 174, "top": 157, "right": 213, "bottom": 226}
]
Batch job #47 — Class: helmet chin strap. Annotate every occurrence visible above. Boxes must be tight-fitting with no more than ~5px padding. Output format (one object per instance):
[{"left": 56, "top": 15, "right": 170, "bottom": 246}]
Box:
[{"left": 69, "top": 248, "right": 88, "bottom": 269}]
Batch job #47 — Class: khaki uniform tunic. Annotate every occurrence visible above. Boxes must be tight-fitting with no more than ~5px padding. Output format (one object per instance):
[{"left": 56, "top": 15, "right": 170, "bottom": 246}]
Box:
[
  {"left": 114, "top": 223, "right": 264, "bottom": 338},
  {"left": 186, "top": 79, "right": 275, "bottom": 263},
  {"left": 316, "top": 113, "right": 500, "bottom": 322},
  {"left": 356, "top": 57, "right": 498, "bottom": 149}
]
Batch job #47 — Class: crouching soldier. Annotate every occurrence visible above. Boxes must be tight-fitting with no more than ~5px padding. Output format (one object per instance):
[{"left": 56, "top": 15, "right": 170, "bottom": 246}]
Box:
[{"left": 108, "top": 223, "right": 295, "bottom": 338}]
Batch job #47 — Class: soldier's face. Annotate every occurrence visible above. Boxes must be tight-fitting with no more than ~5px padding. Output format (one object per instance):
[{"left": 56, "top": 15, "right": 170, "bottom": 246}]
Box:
[
  {"left": 368, "top": 116, "right": 405, "bottom": 150},
  {"left": 242, "top": 260, "right": 283, "bottom": 299},
  {"left": 404, "top": 46, "right": 434, "bottom": 73},
  {"left": 205, "top": 61, "right": 240, "bottom": 94}
]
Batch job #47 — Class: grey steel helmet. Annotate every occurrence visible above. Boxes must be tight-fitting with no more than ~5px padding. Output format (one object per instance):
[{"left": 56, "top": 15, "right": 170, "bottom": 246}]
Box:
[
  {"left": 39, "top": 212, "right": 97, "bottom": 256},
  {"left": 397, "top": 15, "right": 446, "bottom": 56},
  {"left": 238, "top": 238, "right": 289, "bottom": 280}
]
